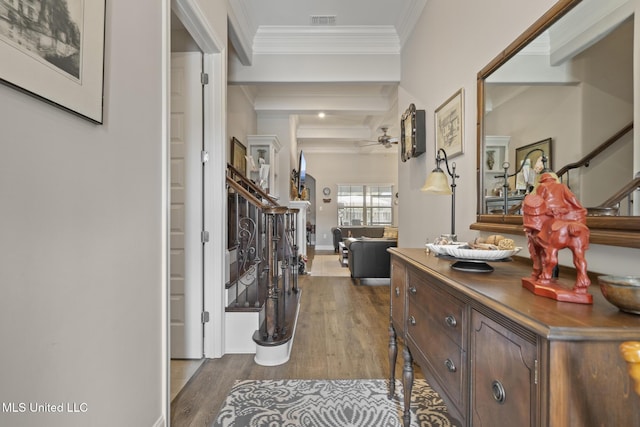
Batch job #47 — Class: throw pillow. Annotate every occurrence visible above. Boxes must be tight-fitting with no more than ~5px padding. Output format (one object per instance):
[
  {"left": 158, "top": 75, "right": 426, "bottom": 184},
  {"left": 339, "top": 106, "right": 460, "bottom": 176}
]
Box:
[{"left": 383, "top": 226, "right": 398, "bottom": 239}]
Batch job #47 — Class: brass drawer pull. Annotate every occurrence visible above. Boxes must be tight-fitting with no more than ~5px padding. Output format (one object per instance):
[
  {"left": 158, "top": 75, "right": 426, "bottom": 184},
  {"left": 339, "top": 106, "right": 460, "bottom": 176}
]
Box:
[
  {"left": 492, "top": 380, "right": 506, "bottom": 404},
  {"left": 409, "top": 316, "right": 416, "bottom": 326},
  {"left": 409, "top": 286, "right": 417, "bottom": 295},
  {"left": 444, "top": 358, "right": 456, "bottom": 372},
  {"left": 395, "top": 287, "right": 400, "bottom": 297},
  {"left": 445, "top": 315, "right": 457, "bottom": 328}
]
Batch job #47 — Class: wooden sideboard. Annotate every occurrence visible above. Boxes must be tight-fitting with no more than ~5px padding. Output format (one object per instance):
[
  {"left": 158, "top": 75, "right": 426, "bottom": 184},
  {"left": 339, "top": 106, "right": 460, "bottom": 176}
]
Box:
[{"left": 388, "top": 248, "right": 640, "bottom": 427}]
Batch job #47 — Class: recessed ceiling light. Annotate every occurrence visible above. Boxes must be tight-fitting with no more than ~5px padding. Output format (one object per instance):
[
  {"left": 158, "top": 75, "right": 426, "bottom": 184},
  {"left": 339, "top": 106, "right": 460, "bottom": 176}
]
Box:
[{"left": 318, "top": 112, "right": 325, "bottom": 118}]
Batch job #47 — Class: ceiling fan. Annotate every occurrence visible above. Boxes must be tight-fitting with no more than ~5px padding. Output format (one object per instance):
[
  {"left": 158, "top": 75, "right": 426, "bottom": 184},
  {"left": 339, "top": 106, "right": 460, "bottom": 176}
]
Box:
[{"left": 362, "top": 127, "right": 398, "bottom": 148}]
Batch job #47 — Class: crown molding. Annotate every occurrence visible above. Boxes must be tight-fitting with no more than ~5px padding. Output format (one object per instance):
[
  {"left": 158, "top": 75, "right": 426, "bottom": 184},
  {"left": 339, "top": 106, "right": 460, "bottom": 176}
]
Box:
[
  {"left": 172, "top": 0, "right": 223, "bottom": 53},
  {"left": 297, "top": 125, "right": 372, "bottom": 141},
  {"left": 238, "top": 85, "right": 256, "bottom": 105},
  {"left": 228, "top": 13, "right": 253, "bottom": 65},
  {"left": 253, "top": 25, "right": 401, "bottom": 54},
  {"left": 549, "top": 0, "right": 632, "bottom": 66},
  {"left": 395, "top": 0, "right": 427, "bottom": 46},
  {"left": 298, "top": 144, "right": 398, "bottom": 155}
]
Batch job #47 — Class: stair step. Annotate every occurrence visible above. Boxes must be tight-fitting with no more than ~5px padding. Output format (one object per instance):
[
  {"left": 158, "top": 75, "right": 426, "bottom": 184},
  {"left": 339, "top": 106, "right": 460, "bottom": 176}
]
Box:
[
  {"left": 252, "top": 289, "right": 300, "bottom": 346},
  {"left": 225, "top": 282, "right": 265, "bottom": 311}
]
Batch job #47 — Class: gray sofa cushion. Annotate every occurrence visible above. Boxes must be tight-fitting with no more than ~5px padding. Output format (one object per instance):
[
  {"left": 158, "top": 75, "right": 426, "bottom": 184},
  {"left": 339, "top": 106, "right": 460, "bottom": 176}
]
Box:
[{"left": 331, "top": 226, "right": 385, "bottom": 252}]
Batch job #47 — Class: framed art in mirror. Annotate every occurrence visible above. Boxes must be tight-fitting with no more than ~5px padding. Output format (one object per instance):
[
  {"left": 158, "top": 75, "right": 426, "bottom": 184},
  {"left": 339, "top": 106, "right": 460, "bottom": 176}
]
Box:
[
  {"left": 0, "top": 1, "right": 106, "bottom": 123},
  {"left": 435, "top": 88, "right": 464, "bottom": 158},
  {"left": 400, "top": 103, "right": 426, "bottom": 162},
  {"left": 515, "top": 138, "right": 552, "bottom": 177}
]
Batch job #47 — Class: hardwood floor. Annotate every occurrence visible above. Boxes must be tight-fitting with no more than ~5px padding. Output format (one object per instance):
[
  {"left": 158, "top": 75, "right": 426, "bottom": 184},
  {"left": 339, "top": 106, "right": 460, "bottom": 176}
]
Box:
[
  {"left": 170, "top": 255, "right": 418, "bottom": 426},
  {"left": 170, "top": 359, "right": 204, "bottom": 401}
]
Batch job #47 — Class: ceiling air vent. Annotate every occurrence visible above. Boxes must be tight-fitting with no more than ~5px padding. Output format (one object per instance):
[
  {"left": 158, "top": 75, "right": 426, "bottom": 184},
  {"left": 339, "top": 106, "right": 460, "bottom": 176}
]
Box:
[{"left": 310, "top": 15, "right": 336, "bottom": 26}]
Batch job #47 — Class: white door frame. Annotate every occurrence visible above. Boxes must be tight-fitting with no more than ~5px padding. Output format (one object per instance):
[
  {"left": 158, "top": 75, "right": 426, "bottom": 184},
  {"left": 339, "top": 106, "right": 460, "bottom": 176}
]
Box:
[
  {"left": 173, "top": 0, "right": 227, "bottom": 360},
  {"left": 164, "top": 0, "right": 227, "bottom": 423},
  {"left": 202, "top": 52, "right": 227, "bottom": 359}
]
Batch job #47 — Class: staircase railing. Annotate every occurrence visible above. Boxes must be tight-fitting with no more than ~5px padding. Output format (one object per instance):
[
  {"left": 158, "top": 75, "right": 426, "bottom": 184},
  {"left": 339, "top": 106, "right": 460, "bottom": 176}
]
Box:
[
  {"left": 226, "top": 163, "right": 300, "bottom": 346},
  {"left": 557, "top": 122, "right": 633, "bottom": 185},
  {"left": 594, "top": 175, "right": 640, "bottom": 215},
  {"left": 227, "top": 162, "right": 279, "bottom": 207}
]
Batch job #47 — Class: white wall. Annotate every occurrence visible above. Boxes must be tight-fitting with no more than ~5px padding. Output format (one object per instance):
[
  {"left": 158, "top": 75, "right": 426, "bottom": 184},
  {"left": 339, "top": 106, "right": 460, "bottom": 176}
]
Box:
[
  {"left": 0, "top": 1, "right": 166, "bottom": 426},
  {"left": 257, "top": 115, "right": 294, "bottom": 201},
  {"left": 484, "top": 85, "right": 583, "bottom": 194},
  {"left": 398, "top": 0, "right": 640, "bottom": 274},
  {"left": 307, "top": 152, "right": 398, "bottom": 250},
  {"left": 227, "top": 86, "right": 258, "bottom": 161},
  {"left": 577, "top": 18, "right": 634, "bottom": 208}
]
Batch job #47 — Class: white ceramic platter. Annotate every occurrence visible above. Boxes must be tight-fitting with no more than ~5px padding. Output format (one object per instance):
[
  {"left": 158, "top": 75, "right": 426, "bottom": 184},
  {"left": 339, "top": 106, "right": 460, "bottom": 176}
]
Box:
[
  {"left": 426, "top": 243, "right": 465, "bottom": 256},
  {"left": 442, "top": 246, "right": 522, "bottom": 261}
]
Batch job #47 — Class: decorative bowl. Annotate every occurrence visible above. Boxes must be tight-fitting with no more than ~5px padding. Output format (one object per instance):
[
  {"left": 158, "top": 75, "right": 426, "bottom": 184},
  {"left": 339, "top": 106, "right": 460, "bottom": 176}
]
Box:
[
  {"left": 442, "top": 246, "right": 521, "bottom": 261},
  {"left": 426, "top": 244, "right": 521, "bottom": 261},
  {"left": 426, "top": 242, "right": 465, "bottom": 256},
  {"left": 598, "top": 275, "right": 640, "bottom": 314}
]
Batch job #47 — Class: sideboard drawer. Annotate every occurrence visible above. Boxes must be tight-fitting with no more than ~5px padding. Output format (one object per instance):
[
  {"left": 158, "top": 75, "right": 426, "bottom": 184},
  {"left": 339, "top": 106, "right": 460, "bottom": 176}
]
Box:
[
  {"left": 408, "top": 271, "right": 465, "bottom": 347},
  {"left": 390, "top": 259, "right": 406, "bottom": 330},
  {"left": 407, "top": 302, "right": 466, "bottom": 409}
]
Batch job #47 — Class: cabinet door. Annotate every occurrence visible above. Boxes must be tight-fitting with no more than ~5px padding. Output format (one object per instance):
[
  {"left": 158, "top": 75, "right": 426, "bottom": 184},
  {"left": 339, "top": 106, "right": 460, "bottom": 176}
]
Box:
[{"left": 471, "top": 310, "right": 537, "bottom": 426}]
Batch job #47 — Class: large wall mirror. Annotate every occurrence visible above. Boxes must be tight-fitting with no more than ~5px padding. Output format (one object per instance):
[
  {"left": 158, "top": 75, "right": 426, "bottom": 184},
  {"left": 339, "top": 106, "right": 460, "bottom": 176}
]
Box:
[{"left": 473, "top": 0, "right": 640, "bottom": 249}]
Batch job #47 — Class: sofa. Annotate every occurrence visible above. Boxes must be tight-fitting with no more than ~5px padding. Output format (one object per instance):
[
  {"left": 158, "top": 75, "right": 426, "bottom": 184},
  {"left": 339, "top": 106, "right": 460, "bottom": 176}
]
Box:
[
  {"left": 347, "top": 238, "right": 398, "bottom": 279},
  {"left": 331, "top": 226, "right": 385, "bottom": 253}
]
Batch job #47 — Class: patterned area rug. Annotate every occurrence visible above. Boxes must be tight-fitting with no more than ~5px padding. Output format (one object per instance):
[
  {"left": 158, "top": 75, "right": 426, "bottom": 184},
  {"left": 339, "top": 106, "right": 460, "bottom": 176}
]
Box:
[{"left": 212, "top": 378, "right": 454, "bottom": 427}]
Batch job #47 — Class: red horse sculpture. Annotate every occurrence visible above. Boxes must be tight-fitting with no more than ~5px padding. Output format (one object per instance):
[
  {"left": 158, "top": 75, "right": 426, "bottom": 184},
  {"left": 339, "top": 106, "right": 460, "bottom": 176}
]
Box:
[{"left": 522, "top": 172, "right": 592, "bottom": 304}]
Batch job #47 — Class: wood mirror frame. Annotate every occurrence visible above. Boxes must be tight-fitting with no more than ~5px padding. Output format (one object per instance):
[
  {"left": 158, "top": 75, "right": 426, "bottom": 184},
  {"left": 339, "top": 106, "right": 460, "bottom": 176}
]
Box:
[{"left": 472, "top": 0, "right": 640, "bottom": 249}]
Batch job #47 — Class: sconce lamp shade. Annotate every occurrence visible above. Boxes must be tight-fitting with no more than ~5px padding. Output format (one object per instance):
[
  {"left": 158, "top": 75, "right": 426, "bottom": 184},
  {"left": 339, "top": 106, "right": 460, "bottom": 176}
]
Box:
[{"left": 421, "top": 168, "right": 453, "bottom": 195}]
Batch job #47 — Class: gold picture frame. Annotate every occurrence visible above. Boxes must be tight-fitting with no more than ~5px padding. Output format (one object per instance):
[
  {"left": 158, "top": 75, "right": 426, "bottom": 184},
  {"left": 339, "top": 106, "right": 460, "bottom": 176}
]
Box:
[
  {"left": 435, "top": 88, "right": 464, "bottom": 158},
  {"left": 515, "top": 137, "right": 552, "bottom": 175},
  {"left": 231, "top": 137, "right": 247, "bottom": 174}
]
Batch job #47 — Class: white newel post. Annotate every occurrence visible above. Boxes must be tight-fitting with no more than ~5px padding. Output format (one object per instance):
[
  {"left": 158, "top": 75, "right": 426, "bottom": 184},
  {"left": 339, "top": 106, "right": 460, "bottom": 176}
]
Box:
[{"left": 288, "top": 200, "right": 310, "bottom": 258}]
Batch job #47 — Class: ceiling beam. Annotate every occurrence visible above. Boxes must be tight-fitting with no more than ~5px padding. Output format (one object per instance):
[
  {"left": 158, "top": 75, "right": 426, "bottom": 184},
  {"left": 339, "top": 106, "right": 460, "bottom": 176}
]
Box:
[
  {"left": 252, "top": 26, "right": 400, "bottom": 54},
  {"left": 253, "top": 94, "right": 392, "bottom": 115},
  {"left": 229, "top": 52, "right": 400, "bottom": 84},
  {"left": 297, "top": 126, "right": 372, "bottom": 140}
]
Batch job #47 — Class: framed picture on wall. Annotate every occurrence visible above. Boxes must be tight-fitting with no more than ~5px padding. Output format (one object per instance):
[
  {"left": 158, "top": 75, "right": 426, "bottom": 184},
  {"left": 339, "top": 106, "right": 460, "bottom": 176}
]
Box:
[
  {"left": 0, "top": 1, "right": 106, "bottom": 123},
  {"left": 231, "top": 137, "right": 247, "bottom": 174},
  {"left": 435, "top": 88, "right": 464, "bottom": 158}
]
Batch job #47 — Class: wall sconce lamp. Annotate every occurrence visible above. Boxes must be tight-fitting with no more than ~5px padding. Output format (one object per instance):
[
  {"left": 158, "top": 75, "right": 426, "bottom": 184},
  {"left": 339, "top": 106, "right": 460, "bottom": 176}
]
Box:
[
  {"left": 421, "top": 148, "right": 459, "bottom": 238},
  {"left": 500, "top": 148, "right": 551, "bottom": 214}
]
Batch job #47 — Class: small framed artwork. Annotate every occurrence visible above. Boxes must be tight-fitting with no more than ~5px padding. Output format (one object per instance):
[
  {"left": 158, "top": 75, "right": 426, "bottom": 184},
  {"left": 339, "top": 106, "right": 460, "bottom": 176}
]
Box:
[
  {"left": 400, "top": 103, "right": 426, "bottom": 162},
  {"left": 515, "top": 137, "right": 552, "bottom": 174},
  {"left": 231, "top": 137, "right": 247, "bottom": 174},
  {"left": 435, "top": 88, "right": 464, "bottom": 158},
  {"left": 0, "top": 1, "right": 106, "bottom": 123}
]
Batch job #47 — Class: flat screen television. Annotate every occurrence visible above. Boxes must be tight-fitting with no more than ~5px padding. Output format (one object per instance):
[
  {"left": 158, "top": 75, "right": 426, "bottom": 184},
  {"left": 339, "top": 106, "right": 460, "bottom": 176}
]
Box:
[{"left": 297, "top": 151, "right": 306, "bottom": 198}]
